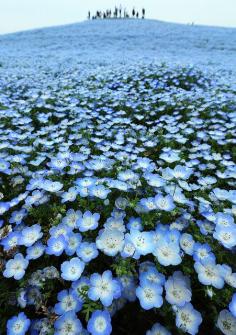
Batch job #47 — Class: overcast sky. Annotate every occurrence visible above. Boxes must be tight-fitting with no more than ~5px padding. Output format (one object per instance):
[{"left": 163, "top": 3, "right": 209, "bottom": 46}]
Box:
[{"left": 0, "top": 0, "right": 235, "bottom": 34}]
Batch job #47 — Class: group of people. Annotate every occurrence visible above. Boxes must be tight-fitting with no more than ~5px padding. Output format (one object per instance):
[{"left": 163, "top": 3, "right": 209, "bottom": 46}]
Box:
[{"left": 88, "top": 6, "right": 146, "bottom": 20}]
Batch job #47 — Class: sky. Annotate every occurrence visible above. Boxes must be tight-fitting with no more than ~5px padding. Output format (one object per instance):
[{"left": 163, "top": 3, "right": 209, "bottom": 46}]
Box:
[{"left": 0, "top": 0, "right": 235, "bottom": 34}]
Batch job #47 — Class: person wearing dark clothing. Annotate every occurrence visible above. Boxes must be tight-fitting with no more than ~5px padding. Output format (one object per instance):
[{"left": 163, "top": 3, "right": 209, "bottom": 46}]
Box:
[
  {"left": 132, "top": 8, "right": 135, "bottom": 18},
  {"left": 88, "top": 11, "right": 91, "bottom": 20},
  {"left": 136, "top": 12, "right": 139, "bottom": 19},
  {"left": 142, "top": 8, "right": 145, "bottom": 19},
  {"left": 119, "top": 6, "right": 122, "bottom": 18}
]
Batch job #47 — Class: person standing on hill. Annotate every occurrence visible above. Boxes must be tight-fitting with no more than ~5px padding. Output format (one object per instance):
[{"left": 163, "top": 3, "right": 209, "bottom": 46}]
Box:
[
  {"left": 119, "top": 5, "right": 122, "bottom": 18},
  {"left": 136, "top": 12, "right": 139, "bottom": 19},
  {"left": 132, "top": 8, "right": 135, "bottom": 18},
  {"left": 142, "top": 8, "right": 145, "bottom": 19},
  {"left": 88, "top": 11, "right": 91, "bottom": 20}
]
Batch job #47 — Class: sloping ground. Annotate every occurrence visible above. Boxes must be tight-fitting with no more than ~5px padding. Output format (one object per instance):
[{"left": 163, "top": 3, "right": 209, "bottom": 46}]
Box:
[{"left": 0, "top": 19, "right": 236, "bottom": 79}]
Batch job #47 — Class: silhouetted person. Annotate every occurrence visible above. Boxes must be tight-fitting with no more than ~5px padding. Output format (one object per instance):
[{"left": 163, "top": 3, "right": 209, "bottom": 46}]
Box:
[
  {"left": 132, "top": 8, "right": 135, "bottom": 18},
  {"left": 142, "top": 8, "right": 145, "bottom": 19},
  {"left": 136, "top": 12, "right": 139, "bottom": 19},
  {"left": 119, "top": 5, "right": 122, "bottom": 18},
  {"left": 88, "top": 11, "right": 91, "bottom": 20}
]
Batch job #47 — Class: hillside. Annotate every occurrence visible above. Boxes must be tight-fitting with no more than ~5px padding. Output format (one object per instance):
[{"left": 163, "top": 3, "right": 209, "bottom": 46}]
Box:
[{"left": 0, "top": 19, "right": 236, "bottom": 77}]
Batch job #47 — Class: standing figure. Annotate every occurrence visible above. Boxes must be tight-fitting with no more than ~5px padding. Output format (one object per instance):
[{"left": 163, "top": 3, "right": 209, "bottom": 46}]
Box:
[
  {"left": 136, "top": 12, "right": 139, "bottom": 19},
  {"left": 119, "top": 5, "right": 122, "bottom": 18},
  {"left": 88, "top": 11, "right": 90, "bottom": 20},
  {"left": 142, "top": 8, "right": 145, "bottom": 19},
  {"left": 132, "top": 8, "right": 135, "bottom": 18}
]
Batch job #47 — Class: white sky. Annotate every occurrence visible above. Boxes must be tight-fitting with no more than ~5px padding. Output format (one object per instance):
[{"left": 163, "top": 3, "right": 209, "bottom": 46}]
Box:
[{"left": 0, "top": 0, "right": 235, "bottom": 34}]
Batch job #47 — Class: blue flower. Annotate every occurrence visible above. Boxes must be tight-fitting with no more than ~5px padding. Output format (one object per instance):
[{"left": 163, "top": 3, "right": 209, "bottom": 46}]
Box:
[
  {"left": 61, "top": 257, "right": 85, "bottom": 281},
  {"left": 194, "top": 259, "right": 225, "bottom": 289},
  {"left": 175, "top": 303, "right": 202, "bottom": 335},
  {"left": 96, "top": 228, "right": 124, "bottom": 257},
  {"left": 126, "top": 229, "right": 154, "bottom": 258},
  {"left": 229, "top": 293, "right": 236, "bottom": 317},
  {"left": 213, "top": 226, "right": 236, "bottom": 249},
  {"left": 87, "top": 310, "right": 112, "bottom": 335},
  {"left": 46, "top": 236, "right": 66, "bottom": 256},
  {"left": 7, "top": 312, "right": 30, "bottom": 335},
  {"left": 217, "top": 309, "right": 236, "bottom": 335},
  {"left": 0, "top": 158, "right": 11, "bottom": 174},
  {"left": 155, "top": 194, "right": 175, "bottom": 211},
  {"left": 1, "top": 231, "right": 20, "bottom": 251},
  {"left": 136, "top": 283, "right": 163, "bottom": 310},
  {"left": 89, "top": 185, "right": 110, "bottom": 199},
  {"left": 65, "top": 233, "right": 82, "bottom": 256},
  {"left": 153, "top": 235, "right": 182, "bottom": 266},
  {"left": 165, "top": 271, "right": 192, "bottom": 307},
  {"left": 77, "top": 211, "right": 100, "bottom": 232},
  {"left": 54, "top": 289, "right": 82, "bottom": 315},
  {"left": 54, "top": 311, "right": 82, "bottom": 335},
  {"left": 88, "top": 270, "right": 122, "bottom": 307},
  {"left": 3, "top": 253, "right": 29, "bottom": 280},
  {"left": 21, "top": 224, "right": 43, "bottom": 247},
  {"left": 146, "top": 323, "right": 171, "bottom": 335},
  {"left": 76, "top": 242, "right": 98, "bottom": 263},
  {"left": 26, "top": 241, "right": 45, "bottom": 260}
]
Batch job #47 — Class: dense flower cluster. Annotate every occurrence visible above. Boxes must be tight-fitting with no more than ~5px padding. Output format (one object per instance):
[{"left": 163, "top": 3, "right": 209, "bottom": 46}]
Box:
[{"left": 0, "top": 62, "right": 235, "bottom": 335}]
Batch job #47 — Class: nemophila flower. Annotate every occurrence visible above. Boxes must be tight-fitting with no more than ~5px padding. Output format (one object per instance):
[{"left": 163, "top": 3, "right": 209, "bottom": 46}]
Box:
[
  {"left": 89, "top": 185, "right": 110, "bottom": 199},
  {"left": 71, "top": 276, "right": 90, "bottom": 301},
  {"left": 1, "top": 231, "right": 20, "bottom": 251},
  {"left": 0, "top": 158, "right": 10, "bottom": 174},
  {"left": 139, "top": 197, "right": 156, "bottom": 212},
  {"left": 126, "top": 229, "right": 154, "bottom": 258},
  {"left": 215, "top": 212, "right": 235, "bottom": 228},
  {"left": 54, "top": 289, "right": 82, "bottom": 315},
  {"left": 47, "top": 157, "right": 67, "bottom": 170},
  {"left": 61, "top": 187, "right": 78, "bottom": 203},
  {"left": 46, "top": 236, "right": 66, "bottom": 256},
  {"left": 42, "top": 180, "right": 63, "bottom": 193},
  {"left": 153, "top": 236, "right": 182, "bottom": 266},
  {"left": 87, "top": 310, "right": 112, "bottom": 335},
  {"left": 65, "top": 233, "right": 82, "bottom": 256},
  {"left": 180, "top": 233, "right": 195, "bottom": 256},
  {"left": 136, "top": 283, "right": 163, "bottom": 310},
  {"left": 96, "top": 228, "right": 124, "bottom": 256},
  {"left": 0, "top": 201, "right": 10, "bottom": 214},
  {"left": 62, "top": 209, "right": 82, "bottom": 229},
  {"left": 139, "top": 267, "right": 165, "bottom": 286},
  {"left": 221, "top": 265, "right": 236, "bottom": 288},
  {"left": 213, "top": 226, "right": 236, "bottom": 249},
  {"left": 145, "top": 173, "right": 165, "bottom": 188},
  {"left": 127, "top": 217, "right": 142, "bottom": 231},
  {"left": 26, "top": 241, "right": 45, "bottom": 260},
  {"left": 3, "top": 253, "right": 29, "bottom": 280},
  {"left": 155, "top": 194, "right": 175, "bottom": 211},
  {"left": 175, "top": 303, "right": 202, "bottom": 335},
  {"left": 61, "top": 257, "right": 85, "bottom": 281},
  {"left": 9, "top": 208, "right": 28, "bottom": 225},
  {"left": 165, "top": 271, "right": 192, "bottom": 307},
  {"left": 165, "top": 165, "right": 193, "bottom": 180},
  {"left": 76, "top": 242, "right": 98, "bottom": 262},
  {"left": 54, "top": 311, "right": 82, "bottom": 335},
  {"left": 194, "top": 259, "right": 225, "bottom": 289},
  {"left": 193, "top": 243, "right": 215, "bottom": 263},
  {"left": 146, "top": 322, "right": 171, "bottom": 335},
  {"left": 160, "top": 149, "right": 180, "bottom": 163},
  {"left": 20, "top": 224, "right": 43, "bottom": 247},
  {"left": 88, "top": 270, "right": 122, "bottom": 307},
  {"left": 77, "top": 211, "right": 100, "bottom": 232},
  {"left": 229, "top": 294, "right": 236, "bottom": 317},
  {"left": 217, "top": 309, "right": 236, "bottom": 335},
  {"left": 49, "top": 223, "right": 72, "bottom": 238},
  {"left": 7, "top": 312, "right": 30, "bottom": 335}
]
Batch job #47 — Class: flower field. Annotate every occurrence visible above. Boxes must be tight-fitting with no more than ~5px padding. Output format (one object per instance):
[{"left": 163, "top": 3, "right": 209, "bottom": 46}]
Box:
[{"left": 0, "top": 20, "right": 236, "bottom": 335}]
